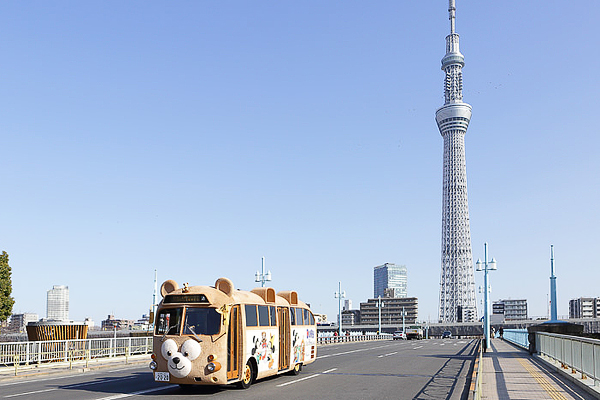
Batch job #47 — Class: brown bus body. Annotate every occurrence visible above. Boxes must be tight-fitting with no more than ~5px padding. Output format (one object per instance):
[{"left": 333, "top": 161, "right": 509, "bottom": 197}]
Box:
[{"left": 149, "top": 277, "right": 317, "bottom": 388}]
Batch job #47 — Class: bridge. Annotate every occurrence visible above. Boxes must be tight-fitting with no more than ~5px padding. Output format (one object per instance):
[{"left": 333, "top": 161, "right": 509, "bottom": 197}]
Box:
[
  {"left": 1, "top": 330, "right": 599, "bottom": 399},
  {"left": 319, "top": 317, "right": 600, "bottom": 339}
]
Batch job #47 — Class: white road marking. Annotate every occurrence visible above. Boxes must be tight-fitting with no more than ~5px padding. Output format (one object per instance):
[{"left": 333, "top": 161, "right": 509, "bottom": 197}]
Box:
[
  {"left": 2, "top": 376, "right": 137, "bottom": 398},
  {"left": 318, "top": 343, "right": 396, "bottom": 359},
  {"left": 377, "top": 351, "right": 398, "bottom": 358},
  {"left": 276, "top": 368, "right": 337, "bottom": 387},
  {"left": 95, "top": 386, "right": 171, "bottom": 399},
  {"left": 412, "top": 346, "right": 423, "bottom": 349},
  {"left": 0, "top": 373, "right": 92, "bottom": 387},
  {"left": 4, "top": 388, "right": 57, "bottom": 398}
]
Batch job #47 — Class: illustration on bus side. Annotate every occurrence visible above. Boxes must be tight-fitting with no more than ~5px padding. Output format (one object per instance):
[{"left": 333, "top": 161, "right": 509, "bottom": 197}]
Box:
[
  {"left": 149, "top": 277, "right": 317, "bottom": 388},
  {"left": 250, "top": 332, "right": 277, "bottom": 369}
]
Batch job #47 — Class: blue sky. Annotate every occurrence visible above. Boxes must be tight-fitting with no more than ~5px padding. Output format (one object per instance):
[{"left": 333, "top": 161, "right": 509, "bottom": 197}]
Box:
[{"left": 1, "top": 1, "right": 599, "bottom": 325}]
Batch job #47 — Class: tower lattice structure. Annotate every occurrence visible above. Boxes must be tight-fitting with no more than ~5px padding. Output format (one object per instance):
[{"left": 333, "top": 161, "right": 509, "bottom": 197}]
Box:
[{"left": 436, "top": 0, "right": 477, "bottom": 323}]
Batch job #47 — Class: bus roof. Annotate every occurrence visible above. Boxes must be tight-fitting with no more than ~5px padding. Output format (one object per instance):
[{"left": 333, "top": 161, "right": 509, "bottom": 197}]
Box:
[{"left": 159, "top": 277, "right": 310, "bottom": 309}]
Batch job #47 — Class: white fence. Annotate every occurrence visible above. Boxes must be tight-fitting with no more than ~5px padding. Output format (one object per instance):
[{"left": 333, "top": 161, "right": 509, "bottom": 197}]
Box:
[
  {"left": 536, "top": 332, "right": 600, "bottom": 386},
  {"left": 317, "top": 333, "right": 392, "bottom": 345},
  {"left": 0, "top": 337, "right": 152, "bottom": 371}
]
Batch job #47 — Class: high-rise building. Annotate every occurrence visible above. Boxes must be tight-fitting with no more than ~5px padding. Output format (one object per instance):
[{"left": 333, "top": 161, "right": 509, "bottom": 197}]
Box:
[
  {"left": 569, "top": 297, "right": 599, "bottom": 319},
  {"left": 47, "top": 285, "right": 69, "bottom": 321},
  {"left": 374, "top": 263, "right": 407, "bottom": 299},
  {"left": 436, "top": 0, "right": 477, "bottom": 323},
  {"left": 343, "top": 299, "right": 352, "bottom": 311}
]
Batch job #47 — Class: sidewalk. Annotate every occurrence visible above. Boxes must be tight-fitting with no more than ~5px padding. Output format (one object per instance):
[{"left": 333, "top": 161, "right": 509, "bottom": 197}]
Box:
[
  {"left": 481, "top": 339, "right": 599, "bottom": 400},
  {"left": 0, "top": 354, "right": 150, "bottom": 381}
]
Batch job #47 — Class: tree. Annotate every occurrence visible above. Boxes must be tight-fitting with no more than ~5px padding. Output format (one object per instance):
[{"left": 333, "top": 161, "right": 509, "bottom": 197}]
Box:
[{"left": 0, "top": 251, "right": 15, "bottom": 326}]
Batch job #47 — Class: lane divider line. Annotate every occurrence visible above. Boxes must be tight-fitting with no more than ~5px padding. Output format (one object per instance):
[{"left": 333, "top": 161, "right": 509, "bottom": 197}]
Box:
[
  {"left": 95, "top": 386, "right": 172, "bottom": 400},
  {"left": 4, "top": 388, "right": 56, "bottom": 398},
  {"left": 276, "top": 368, "right": 338, "bottom": 387}
]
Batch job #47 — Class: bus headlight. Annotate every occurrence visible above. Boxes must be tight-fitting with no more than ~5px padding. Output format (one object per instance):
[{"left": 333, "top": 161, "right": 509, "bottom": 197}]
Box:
[
  {"left": 206, "top": 361, "right": 221, "bottom": 373},
  {"left": 149, "top": 361, "right": 157, "bottom": 370}
]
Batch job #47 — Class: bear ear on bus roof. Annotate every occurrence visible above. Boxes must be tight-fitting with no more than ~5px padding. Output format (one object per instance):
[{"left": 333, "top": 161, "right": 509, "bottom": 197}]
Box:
[
  {"left": 161, "top": 280, "right": 179, "bottom": 297},
  {"left": 215, "top": 277, "right": 234, "bottom": 296}
]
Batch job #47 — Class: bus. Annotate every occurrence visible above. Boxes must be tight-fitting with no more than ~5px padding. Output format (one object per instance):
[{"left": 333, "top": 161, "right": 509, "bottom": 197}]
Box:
[{"left": 149, "top": 277, "right": 317, "bottom": 388}]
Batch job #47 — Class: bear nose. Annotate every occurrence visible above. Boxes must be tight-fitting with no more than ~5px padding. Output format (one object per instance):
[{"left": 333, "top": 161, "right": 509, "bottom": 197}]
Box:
[{"left": 172, "top": 357, "right": 180, "bottom": 365}]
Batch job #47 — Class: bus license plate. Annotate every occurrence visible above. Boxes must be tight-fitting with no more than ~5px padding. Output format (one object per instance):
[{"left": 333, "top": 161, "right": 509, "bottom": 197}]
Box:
[{"left": 155, "top": 372, "right": 170, "bottom": 382}]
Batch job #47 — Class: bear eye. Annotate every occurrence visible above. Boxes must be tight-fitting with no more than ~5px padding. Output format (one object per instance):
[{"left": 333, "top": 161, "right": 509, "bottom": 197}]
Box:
[
  {"left": 184, "top": 352, "right": 189, "bottom": 357},
  {"left": 167, "top": 351, "right": 172, "bottom": 356}
]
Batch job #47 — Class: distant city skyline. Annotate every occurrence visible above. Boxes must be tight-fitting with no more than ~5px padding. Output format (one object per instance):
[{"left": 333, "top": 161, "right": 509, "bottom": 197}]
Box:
[{"left": 2, "top": 2, "right": 599, "bottom": 324}]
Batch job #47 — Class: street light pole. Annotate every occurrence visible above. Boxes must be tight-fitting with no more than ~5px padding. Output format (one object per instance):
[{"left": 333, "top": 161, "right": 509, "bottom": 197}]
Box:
[
  {"left": 254, "top": 256, "right": 272, "bottom": 287},
  {"left": 402, "top": 306, "right": 405, "bottom": 334},
  {"left": 549, "top": 245, "right": 558, "bottom": 321},
  {"left": 377, "top": 296, "right": 384, "bottom": 334},
  {"left": 476, "top": 242, "right": 497, "bottom": 351},
  {"left": 334, "top": 282, "right": 346, "bottom": 337}
]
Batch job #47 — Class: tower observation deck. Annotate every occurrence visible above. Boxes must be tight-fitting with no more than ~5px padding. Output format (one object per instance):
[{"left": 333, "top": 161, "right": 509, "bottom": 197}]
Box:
[{"left": 436, "top": 0, "right": 476, "bottom": 323}]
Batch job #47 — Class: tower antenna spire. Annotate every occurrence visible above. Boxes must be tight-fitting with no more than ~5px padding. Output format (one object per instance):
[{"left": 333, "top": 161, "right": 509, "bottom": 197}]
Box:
[{"left": 449, "top": 0, "right": 456, "bottom": 34}]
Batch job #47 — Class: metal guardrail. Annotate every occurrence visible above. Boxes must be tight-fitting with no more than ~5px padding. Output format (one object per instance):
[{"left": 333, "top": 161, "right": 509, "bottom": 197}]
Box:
[
  {"left": 0, "top": 337, "right": 152, "bottom": 375},
  {"left": 536, "top": 332, "right": 600, "bottom": 386},
  {"left": 317, "top": 333, "right": 392, "bottom": 345},
  {"left": 503, "top": 329, "right": 529, "bottom": 349}
]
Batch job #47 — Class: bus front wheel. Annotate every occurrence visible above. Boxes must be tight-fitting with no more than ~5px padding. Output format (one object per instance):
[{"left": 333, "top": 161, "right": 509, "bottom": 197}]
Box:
[{"left": 239, "top": 361, "right": 255, "bottom": 389}]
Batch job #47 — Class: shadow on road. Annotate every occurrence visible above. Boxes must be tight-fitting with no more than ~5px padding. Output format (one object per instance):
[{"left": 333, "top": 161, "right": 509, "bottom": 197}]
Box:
[
  {"left": 412, "top": 339, "right": 477, "bottom": 400},
  {"left": 58, "top": 371, "right": 229, "bottom": 396}
]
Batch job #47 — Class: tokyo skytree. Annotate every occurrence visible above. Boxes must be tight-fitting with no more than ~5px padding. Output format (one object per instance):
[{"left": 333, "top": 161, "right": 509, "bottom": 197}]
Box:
[{"left": 436, "top": 0, "right": 477, "bottom": 323}]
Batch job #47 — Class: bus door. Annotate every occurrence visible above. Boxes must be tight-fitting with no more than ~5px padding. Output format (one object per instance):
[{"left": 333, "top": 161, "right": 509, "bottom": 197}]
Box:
[
  {"left": 277, "top": 307, "right": 290, "bottom": 371},
  {"left": 227, "top": 305, "right": 241, "bottom": 380}
]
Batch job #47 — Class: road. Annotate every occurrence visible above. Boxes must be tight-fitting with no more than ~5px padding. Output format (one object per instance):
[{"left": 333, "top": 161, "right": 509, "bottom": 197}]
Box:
[{"left": 0, "top": 338, "right": 477, "bottom": 400}]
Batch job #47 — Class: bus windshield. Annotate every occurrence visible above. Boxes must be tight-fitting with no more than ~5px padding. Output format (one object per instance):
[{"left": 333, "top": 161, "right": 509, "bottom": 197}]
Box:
[
  {"left": 155, "top": 307, "right": 221, "bottom": 336},
  {"left": 156, "top": 308, "right": 183, "bottom": 335},
  {"left": 183, "top": 307, "right": 221, "bottom": 335}
]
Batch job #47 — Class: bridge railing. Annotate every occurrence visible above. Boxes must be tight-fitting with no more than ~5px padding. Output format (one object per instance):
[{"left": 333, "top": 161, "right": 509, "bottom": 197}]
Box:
[
  {"left": 317, "top": 333, "right": 391, "bottom": 345},
  {"left": 0, "top": 337, "right": 152, "bottom": 375},
  {"left": 536, "top": 332, "right": 600, "bottom": 385},
  {"left": 502, "top": 329, "right": 529, "bottom": 350}
]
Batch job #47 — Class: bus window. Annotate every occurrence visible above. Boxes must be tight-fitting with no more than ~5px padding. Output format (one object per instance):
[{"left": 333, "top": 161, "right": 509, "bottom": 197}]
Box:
[
  {"left": 303, "top": 309, "right": 315, "bottom": 325},
  {"left": 245, "top": 305, "right": 258, "bottom": 327},
  {"left": 183, "top": 308, "right": 221, "bottom": 335},
  {"left": 295, "top": 308, "right": 304, "bottom": 325},
  {"left": 290, "top": 307, "right": 296, "bottom": 325},
  {"left": 269, "top": 306, "right": 277, "bottom": 326},
  {"left": 258, "top": 305, "right": 270, "bottom": 327},
  {"left": 156, "top": 308, "right": 182, "bottom": 335},
  {"left": 303, "top": 309, "right": 310, "bottom": 325}
]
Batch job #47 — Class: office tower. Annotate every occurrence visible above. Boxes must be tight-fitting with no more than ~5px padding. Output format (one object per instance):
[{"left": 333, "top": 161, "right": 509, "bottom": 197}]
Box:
[
  {"left": 47, "top": 285, "right": 69, "bottom": 320},
  {"left": 436, "top": 0, "right": 477, "bottom": 322},
  {"left": 374, "top": 263, "right": 407, "bottom": 299}
]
